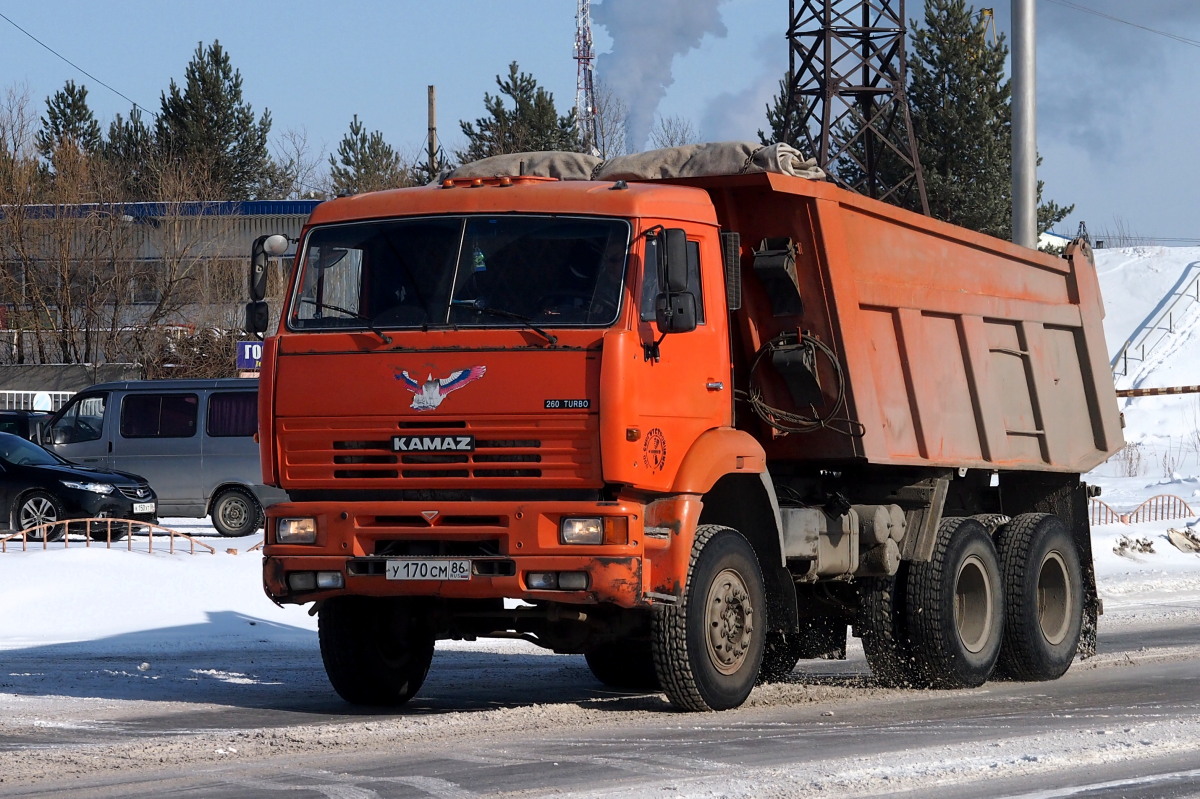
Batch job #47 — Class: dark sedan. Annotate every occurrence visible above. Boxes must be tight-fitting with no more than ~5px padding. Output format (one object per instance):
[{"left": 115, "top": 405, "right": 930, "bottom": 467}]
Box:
[
  {"left": 0, "top": 432, "right": 157, "bottom": 541},
  {"left": 0, "top": 410, "right": 50, "bottom": 440}
]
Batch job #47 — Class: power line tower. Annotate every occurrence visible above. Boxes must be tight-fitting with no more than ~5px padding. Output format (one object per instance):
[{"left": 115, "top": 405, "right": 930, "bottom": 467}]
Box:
[
  {"left": 785, "top": 0, "right": 928, "bottom": 214},
  {"left": 574, "top": 0, "right": 600, "bottom": 154}
]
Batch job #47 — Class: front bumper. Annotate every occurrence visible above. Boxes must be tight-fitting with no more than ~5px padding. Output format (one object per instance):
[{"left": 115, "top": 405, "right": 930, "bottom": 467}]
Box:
[
  {"left": 65, "top": 490, "right": 157, "bottom": 523},
  {"left": 262, "top": 499, "right": 656, "bottom": 608}
]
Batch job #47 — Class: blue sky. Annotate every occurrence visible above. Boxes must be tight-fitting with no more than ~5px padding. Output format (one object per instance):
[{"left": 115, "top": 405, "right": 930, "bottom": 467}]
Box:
[{"left": 2, "top": 1, "right": 1198, "bottom": 242}]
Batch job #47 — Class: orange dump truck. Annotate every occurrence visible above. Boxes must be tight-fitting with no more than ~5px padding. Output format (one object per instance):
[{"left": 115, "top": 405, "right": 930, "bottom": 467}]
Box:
[{"left": 247, "top": 144, "right": 1123, "bottom": 711}]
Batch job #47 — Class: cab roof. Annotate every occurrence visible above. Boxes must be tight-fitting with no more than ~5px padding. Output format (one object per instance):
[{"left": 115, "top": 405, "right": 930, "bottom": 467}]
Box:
[{"left": 306, "top": 177, "right": 720, "bottom": 229}]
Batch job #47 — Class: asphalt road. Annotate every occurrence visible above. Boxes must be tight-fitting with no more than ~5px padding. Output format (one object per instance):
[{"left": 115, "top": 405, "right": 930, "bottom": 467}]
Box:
[{"left": 3, "top": 619, "right": 1200, "bottom": 798}]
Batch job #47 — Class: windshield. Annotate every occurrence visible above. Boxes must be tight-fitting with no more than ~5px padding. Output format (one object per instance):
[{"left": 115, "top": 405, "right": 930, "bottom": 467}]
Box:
[
  {"left": 0, "top": 433, "right": 64, "bottom": 466},
  {"left": 288, "top": 215, "right": 629, "bottom": 332}
]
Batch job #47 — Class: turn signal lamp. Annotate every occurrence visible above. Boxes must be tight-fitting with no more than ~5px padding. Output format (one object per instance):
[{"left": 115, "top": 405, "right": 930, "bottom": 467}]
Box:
[{"left": 559, "top": 517, "right": 629, "bottom": 545}]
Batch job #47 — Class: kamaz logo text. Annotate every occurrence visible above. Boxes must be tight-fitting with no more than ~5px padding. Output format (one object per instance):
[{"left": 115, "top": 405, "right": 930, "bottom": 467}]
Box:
[{"left": 392, "top": 435, "right": 476, "bottom": 452}]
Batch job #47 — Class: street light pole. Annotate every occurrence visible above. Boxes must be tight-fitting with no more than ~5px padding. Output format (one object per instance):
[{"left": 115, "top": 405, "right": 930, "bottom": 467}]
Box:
[{"left": 1011, "top": 0, "right": 1037, "bottom": 248}]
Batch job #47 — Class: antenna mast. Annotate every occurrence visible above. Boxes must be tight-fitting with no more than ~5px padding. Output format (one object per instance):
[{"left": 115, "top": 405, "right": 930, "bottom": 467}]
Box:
[
  {"left": 786, "top": 0, "right": 928, "bottom": 214},
  {"left": 574, "top": 0, "right": 600, "bottom": 154}
]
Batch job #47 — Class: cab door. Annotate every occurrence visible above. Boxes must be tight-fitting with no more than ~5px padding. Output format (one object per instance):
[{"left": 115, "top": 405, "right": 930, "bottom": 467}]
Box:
[
  {"left": 44, "top": 392, "right": 113, "bottom": 468},
  {"left": 601, "top": 227, "right": 733, "bottom": 492}
]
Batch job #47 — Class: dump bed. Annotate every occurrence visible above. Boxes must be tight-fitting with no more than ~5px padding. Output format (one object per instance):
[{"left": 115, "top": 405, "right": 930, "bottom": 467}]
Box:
[{"left": 684, "top": 171, "right": 1123, "bottom": 473}]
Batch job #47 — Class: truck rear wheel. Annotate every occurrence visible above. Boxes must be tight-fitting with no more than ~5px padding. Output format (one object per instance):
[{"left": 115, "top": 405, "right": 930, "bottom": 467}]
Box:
[
  {"left": 653, "top": 525, "right": 766, "bottom": 711},
  {"left": 857, "top": 573, "right": 920, "bottom": 687},
  {"left": 318, "top": 597, "right": 434, "bottom": 706},
  {"left": 584, "top": 640, "right": 659, "bottom": 690},
  {"left": 904, "top": 517, "right": 1003, "bottom": 688},
  {"left": 759, "top": 615, "right": 848, "bottom": 683},
  {"left": 994, "top": 513, "right": 1083, "bottom": 681},
  {"left": 758, "top": 632, "right": 806, "bottom": 683}
]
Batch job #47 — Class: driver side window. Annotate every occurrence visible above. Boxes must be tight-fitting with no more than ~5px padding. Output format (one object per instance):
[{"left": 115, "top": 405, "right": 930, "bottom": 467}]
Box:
[
  {"left": 640, "top": 237, "right": 704, "bottom": 323},
  {"left": 51, "top": 394, "right": 108, "bottom": 444}
]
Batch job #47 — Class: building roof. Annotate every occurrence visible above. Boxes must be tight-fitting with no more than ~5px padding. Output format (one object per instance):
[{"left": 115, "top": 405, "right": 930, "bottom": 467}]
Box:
[{"left": 3, "top": 200, "right": 322, "bottom": 220}]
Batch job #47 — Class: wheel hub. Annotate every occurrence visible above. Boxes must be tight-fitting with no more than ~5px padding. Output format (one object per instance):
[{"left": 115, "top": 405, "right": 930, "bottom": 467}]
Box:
[
  {"left": 954, "top": 553, "right": 995, "bottom": 654},
  {"left": 222, "top": 503, "right": 247, "bottom": 526},
  {"left": 704, "top": 568, "right": 755, "bottom": 675},
  {"left": 1037, "top": 550, "right": 1072, "bottom": 645}
]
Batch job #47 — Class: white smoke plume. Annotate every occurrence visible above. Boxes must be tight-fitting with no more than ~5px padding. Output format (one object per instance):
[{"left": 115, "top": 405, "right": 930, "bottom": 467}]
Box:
[{"left": 593, "top": 0, "right": 732, "bottom": 152}]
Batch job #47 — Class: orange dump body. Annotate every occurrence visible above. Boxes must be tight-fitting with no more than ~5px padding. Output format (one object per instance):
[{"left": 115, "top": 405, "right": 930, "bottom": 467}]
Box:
[
  {"left": 259, "top": 171, "right": 1122, "bottom": 610},
  {"left": 689, "top": 172, "right": 1123, "bottom": 473}
]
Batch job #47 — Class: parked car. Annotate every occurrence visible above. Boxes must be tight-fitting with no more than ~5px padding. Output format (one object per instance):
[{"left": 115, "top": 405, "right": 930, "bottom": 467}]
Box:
[
  {"left": 38, "top": 378, "right": 286, "bottom": 537},
  {"left": 0, "top": 410, "right": 51, "bottom": 440},
  {"left": 0, "top": 432, "right": 157, "bottom": 541}
]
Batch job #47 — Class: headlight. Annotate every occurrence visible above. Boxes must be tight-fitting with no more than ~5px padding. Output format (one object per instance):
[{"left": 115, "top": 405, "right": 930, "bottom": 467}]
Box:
[
  {"left": 61, "top": 480, "right": 115, "bottom": 495},
  {"left": 560, "top": 517, "right": 604, "bottom": 545},
  {"left": 559, "top": 516, "right": 629, "bottom": 545},
  {"left": 277, "top": 517, "right": 317, "bottom": 544}
]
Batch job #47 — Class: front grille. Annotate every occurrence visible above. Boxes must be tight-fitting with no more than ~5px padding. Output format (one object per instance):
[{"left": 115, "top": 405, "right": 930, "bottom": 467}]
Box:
[
  {"left": 117, "top": 485, "right": 153, "bottom": 501},
  {"left": 279, "top": 415, "right": 599, "bottom": 488},
  {"left": 373, "top": 538, "right": 503, "bottom": 557}
]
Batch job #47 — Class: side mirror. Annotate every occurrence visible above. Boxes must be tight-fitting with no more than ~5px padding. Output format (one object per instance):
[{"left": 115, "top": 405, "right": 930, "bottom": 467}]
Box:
[
  {"left": 660, "top": 228, "right": 689, "bottom": 293},
  {"left": 655, "top": 291, "right": 697, "bottom": 334},
  {"left": 250, "top": 234, "right": 288, "bottom": 302},
  {"left": 245, "top": 301, "right": 270, "bottom": 338}
]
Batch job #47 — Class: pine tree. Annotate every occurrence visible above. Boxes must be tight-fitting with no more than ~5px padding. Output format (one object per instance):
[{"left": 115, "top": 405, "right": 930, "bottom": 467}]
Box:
[
  {"left": 35, "top": 81, "right": 102, "bottom": 160},
  {"left": 757, "top": 72, "right": 810, "bottom": 149},
  {"left": 102, "top": 107, "right": 155, "bottom": 201},
  {"left": 903, "top": 0, "right": 1071, "bottom": 238},
  {"left": 155, "top": 40, "right": 273, "bottom": 199},
  {"left": 328, "top": 115, "right": 414, "bottom": 195},
  {"left": 457, "top": 62, "right": 583, "bottom": 162}
]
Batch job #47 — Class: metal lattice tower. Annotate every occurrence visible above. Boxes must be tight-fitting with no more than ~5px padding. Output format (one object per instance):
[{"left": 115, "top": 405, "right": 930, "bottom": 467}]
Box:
[
  {"left": 786, "top": 0, "right": 928, "bottom": 214},
  {"left": 574, "top": 0, "right": 600, "bottom": 154}
]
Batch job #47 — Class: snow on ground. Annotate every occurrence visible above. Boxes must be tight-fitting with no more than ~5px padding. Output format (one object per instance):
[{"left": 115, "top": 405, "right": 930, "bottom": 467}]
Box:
[{"left": 1086, "top": 245, "right": 1200, "bottom": 614}]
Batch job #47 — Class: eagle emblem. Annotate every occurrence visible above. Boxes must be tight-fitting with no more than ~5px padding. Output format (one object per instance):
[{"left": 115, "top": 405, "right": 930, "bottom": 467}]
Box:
[{"left": 395, "top": 366, "right": 487, "bottom": 411}]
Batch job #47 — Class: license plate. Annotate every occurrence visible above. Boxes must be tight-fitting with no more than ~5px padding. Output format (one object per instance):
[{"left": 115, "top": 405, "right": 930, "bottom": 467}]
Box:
[
  {"left": 133, "top": 502, "right": 155, "bottom": 514},
  {"left": 386, "top": 559, "right": 471, "bottom": 581}
]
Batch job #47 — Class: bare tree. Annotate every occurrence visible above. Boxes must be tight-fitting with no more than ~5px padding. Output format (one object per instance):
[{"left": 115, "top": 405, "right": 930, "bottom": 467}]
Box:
[
  {"left": 648, "top": 114, "right": 699, "bottom": 149},
  {"left": 122, "top": 160, "right": 242, "bottom": 375},
  {"left": 593, "top": 80, "right": 629, "bottom": 159},
  {"left": 0, "top": 80, "right": 288, "bottom": 378},
  {"left": 265, "top": 126, "right": 328, "bottom": 199}
]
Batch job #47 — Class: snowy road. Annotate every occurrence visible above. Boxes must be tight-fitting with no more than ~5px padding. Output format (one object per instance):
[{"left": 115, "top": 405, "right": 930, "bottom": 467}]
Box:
[{"left": 2, "top": 599, "right": 1199, "bottom": 798}]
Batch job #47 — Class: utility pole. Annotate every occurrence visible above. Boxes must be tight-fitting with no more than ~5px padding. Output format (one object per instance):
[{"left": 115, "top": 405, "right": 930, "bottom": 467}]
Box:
[
  {"left": 1011, "top": 0, "right": 1037, "bottom": 247},
  {"left": 427, "top": 85, "right": 441, "bottom": 180}
]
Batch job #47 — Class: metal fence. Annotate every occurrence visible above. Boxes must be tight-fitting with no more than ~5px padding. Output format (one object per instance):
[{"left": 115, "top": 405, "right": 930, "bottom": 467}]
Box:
[
  {"left": 0, "top": 390, "right": 73, "bottom": 411},
  {"left": 0, "top": 518, "right": 218, "bottom": 554},
  {"left": 1090, "top": 494, "right": 1195, "bottom": 526},
  {"left": 1111, "top": 263, "right": 1200, "bottom": 377}
]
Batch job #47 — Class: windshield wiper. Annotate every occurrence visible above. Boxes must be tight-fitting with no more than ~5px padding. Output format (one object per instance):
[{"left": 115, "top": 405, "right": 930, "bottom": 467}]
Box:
[
  {"left": 450, "top": 300, "right": 558, "bottom": 346},
  {"left": 299, "top": 298, "right": 393, "bottom": 345}
]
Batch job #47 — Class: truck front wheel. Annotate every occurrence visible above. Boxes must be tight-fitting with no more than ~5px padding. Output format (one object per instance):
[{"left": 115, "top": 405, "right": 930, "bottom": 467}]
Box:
[
  {"left": 904, "top": 517, "right": 1003, "bottom": 688},
  {"left": 318, "top": 597, "right": 434, "bottom": 706},
  {"left": 653, "top": 525, "right": 766, "bottom": 711},
  {"left": 994, "top": 513, "right": 1083, "bottom": 681}
]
